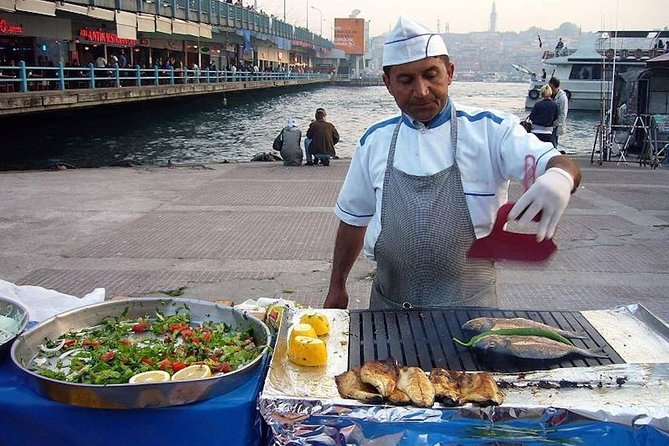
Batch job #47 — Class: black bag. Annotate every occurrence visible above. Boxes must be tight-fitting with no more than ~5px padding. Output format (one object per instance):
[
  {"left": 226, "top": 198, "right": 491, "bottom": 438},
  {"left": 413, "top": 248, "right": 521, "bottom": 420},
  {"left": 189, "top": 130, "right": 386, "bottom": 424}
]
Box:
[
  {"left": 272, "top": 131, "right": 283, "bottom": 151},
  {"left": 520, "top": 118, "right": 532, "bottom": 133}
]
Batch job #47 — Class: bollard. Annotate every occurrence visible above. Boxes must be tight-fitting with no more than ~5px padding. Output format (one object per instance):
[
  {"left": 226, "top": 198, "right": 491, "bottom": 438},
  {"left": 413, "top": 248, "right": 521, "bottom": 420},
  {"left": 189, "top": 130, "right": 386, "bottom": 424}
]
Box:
[
  {"left": 89, "top": 63, "right": 95, "bottom": 89},
  {"left": 58, "top": 62, "right": 65, "bottom": 90},
  {"left": 18, "top": 60, "right": 27, "bottom": 92},
  {"left": 136, "top": 65, "right": 141, "bottom": 87},
  {"left": 114, "top": 65, "right": 120, "bottom": 87},
  {"left": 170, "top": 66, "right": 174, "bottom": 85},
  {"left": 154, "top": 65, "right": 159, "bottom": 86}
]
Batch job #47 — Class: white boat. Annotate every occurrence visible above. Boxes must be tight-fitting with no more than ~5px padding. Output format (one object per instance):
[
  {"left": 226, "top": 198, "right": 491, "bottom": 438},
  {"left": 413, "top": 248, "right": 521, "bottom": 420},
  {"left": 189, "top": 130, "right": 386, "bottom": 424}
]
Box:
[{"left": 519, "top": 31, "right": 669, "bottom": 111}]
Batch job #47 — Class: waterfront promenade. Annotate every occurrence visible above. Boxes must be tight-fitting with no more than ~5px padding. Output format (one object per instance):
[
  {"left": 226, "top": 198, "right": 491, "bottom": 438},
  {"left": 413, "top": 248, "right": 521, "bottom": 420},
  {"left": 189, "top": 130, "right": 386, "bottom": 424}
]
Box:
[{"left": 0, "top": 158, "right": 667, "bottom": 321}]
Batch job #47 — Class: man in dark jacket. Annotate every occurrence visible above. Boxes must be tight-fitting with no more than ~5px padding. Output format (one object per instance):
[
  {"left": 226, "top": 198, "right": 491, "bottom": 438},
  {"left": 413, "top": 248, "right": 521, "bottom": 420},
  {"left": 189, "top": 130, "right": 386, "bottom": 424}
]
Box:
[{"left": 306, "top": 108, "right": 339, "bottom": 166}]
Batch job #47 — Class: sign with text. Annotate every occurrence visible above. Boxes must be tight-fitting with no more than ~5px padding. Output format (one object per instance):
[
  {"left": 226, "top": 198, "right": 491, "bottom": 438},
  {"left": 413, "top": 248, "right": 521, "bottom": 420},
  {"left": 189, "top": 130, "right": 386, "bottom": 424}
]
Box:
[
  {"left": 79, "top": 28, "right": 136, "bottom": 46},
  {"left": 0, "top": 18, "right": 24, "bottom": 35},
  {"left": 334, "top": 18, "right": 364, "bottom": 55}
]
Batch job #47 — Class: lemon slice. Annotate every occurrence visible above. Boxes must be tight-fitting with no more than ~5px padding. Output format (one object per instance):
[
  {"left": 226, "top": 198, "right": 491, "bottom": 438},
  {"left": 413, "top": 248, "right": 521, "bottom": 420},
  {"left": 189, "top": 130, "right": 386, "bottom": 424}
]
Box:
[
  {"left": 129, "top": 370, "right": 171, "bottom": 383},
  {"left": 170, "top": 364, "right": 212, "bottom": 381},
  {"left": 299, "top": 313, "right": 330, "bottom": 336}
]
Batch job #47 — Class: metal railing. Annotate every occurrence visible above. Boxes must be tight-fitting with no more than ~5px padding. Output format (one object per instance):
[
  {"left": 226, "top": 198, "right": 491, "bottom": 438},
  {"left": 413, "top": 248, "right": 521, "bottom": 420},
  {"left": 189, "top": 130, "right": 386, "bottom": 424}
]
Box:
[{"left": 0, "top": 62, "right": 331, "bottom": 93}]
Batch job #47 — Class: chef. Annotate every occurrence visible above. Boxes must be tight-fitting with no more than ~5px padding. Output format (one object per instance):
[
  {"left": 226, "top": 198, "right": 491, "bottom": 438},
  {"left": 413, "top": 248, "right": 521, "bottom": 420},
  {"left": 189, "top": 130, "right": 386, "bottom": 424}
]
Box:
[{"left": 323, "top": 16, "right": 581, "bottom": 310}]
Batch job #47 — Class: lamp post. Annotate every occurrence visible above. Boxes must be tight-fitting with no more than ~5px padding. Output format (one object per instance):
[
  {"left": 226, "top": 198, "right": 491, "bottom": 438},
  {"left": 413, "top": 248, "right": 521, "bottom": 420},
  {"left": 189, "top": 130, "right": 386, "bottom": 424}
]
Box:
[
  {"left": 323, "top": 18, "right": 332, "bottom": 41},
  {"left": 311, "top": 5, "right": 322, "bottom": 36}
]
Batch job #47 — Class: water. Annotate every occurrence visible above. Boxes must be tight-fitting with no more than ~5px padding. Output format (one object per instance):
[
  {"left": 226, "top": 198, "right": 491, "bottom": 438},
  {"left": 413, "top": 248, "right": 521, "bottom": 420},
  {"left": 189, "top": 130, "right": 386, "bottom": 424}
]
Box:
[{"left": 0, "top": 82, "right": 599, "bottom": 170}]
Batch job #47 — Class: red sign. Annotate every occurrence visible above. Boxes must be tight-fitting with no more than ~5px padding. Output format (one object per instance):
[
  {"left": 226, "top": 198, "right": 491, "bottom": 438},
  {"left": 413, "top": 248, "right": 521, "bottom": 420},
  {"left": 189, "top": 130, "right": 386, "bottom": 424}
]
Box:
[
  {"left": 79, "top": 28, "right": 136, "bottom": 46},
  {"left": 0, "top": 19, "right": 24, "bottom": 35}
]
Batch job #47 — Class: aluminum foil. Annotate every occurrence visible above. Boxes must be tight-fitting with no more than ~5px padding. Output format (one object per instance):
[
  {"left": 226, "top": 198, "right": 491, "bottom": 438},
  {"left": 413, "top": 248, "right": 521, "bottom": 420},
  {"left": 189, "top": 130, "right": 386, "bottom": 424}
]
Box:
[
  {"left": 259, "top": 305, "right": 669, "bottom": 445},
  {"left": 263, "top": 308, "right": 349, "bottom": 400}
]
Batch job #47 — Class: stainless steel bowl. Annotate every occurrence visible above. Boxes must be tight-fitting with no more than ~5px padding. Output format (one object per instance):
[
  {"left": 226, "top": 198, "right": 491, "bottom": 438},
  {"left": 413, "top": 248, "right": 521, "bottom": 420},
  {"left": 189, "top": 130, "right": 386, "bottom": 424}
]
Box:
[
  {"left": 10, "top": 298, "right": 270, "bottom": 409},
  {"left": 0, "top": 296, "right": 29, "bottom": 362}
]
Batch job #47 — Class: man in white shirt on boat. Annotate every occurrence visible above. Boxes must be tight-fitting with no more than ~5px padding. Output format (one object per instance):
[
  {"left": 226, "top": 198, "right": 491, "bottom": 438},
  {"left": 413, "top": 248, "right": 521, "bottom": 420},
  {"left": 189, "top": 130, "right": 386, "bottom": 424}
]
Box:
[
  {"left": 549, "top": 76, "right": 569, "bottom": 154},
  {"left": 323, "top": 16, "right": 581, "bottom": 310}
]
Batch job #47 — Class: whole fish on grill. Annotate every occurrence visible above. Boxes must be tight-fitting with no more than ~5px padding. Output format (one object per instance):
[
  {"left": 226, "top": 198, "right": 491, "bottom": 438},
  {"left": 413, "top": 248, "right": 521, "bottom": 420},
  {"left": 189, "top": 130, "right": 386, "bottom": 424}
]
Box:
[
  {"left": 457, "top": 372, "right": 504, "bottom": 406},
  {"left": 335, "top": 368, "right": 384, "bottom": 403},
  {"left": 462, "top": 317, "right": 586, "bottom": 339},
  {"left": 359, "top": 359, "right": 399, "bottom": 397},
  {"left": 396, "top": 366, "right": 435, "bottom": 408},
  {"left": 429, "top": 368, "right": 461, "bottom": 407},
  {"left": 472, "top": 335, "right": 609, "bottom": 360}
]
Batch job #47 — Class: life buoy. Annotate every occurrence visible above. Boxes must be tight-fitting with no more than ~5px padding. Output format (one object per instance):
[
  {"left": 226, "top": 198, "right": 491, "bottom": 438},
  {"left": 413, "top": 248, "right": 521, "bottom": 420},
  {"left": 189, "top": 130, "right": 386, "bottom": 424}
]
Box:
[
  {"left": 605, "top": 48, "right": 614, "bottom": 59},
  {"left": 528, "top": 88, "right": 540, "bottom": 100},
  {"left": 564, "top": 89, "right": 572, "bottom": 100},
  {"left": 634, "top": 48, "right": 643, "bottom": 59},
  {"left": 620, "top": 49, "right": 629, "bottom": 59}
]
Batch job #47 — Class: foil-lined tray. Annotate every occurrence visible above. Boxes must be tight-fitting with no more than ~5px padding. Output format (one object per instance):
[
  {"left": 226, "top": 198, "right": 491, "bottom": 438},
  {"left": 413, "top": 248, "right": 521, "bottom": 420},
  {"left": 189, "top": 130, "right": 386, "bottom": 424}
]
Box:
[
  {"left": 263, "top": 308, "right": 348, "bottom": 400},
  {"left": 260, "top": 304, "right": 669, "bottom": 444}
]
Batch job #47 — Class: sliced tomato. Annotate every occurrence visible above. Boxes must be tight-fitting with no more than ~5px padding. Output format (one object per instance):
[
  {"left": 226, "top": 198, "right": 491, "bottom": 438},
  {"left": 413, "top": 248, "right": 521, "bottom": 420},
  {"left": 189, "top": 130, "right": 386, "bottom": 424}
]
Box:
[
  {"left": 201, "top": 331, "right": 212, "bottom": 342},
  {"left": 100, "top": 351, "right": 115, "bottom": 362},
  {"left": 132, "top": 322, "right": 149, "bottom": 333},
  {"left": 63, "top": 339, "right": 77, "bottom": 347},
  {"left": 82, "top": 339, "right": 102, "bottom": 348},
  {"left": 171, "top": 362, "right": 187, "bottom": 372},
  {"left": 169, "top": 323, "right": 189, "bottom": 332},
  {"left": 141, "top": 357, "right": 154, "bottom": 366},
  {"left": 180, "top": 328, "right": 193, "bottom": 338},
  {"left": 158, "top": 359, "right": 172, "bottom": 370},
  {"left": 119, "top": 338, "right": 133, "bottom": 346}
]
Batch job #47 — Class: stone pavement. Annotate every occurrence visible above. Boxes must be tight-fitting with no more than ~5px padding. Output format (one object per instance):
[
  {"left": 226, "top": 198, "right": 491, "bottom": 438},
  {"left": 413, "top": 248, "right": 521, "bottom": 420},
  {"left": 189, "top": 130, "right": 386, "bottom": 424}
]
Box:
[{"left": 1, "top": 158, "right": 667, "bottom": 321}]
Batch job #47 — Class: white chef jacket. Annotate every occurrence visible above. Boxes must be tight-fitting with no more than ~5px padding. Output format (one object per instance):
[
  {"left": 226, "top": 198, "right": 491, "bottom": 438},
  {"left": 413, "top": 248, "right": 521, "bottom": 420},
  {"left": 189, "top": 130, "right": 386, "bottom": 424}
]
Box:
[{"left": 334, "top": 100, "right": 561, "bottom": 260}]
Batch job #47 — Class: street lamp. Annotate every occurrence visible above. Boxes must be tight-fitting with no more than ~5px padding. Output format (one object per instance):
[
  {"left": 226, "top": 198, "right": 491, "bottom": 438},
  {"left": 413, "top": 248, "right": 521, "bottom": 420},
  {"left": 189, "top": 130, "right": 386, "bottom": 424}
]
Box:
[
  {"left": 311, "top": 5, "right": 322, "bottom": 36},
  {"left": 323, "top": 18, "right": 333, "bottom": 41}
]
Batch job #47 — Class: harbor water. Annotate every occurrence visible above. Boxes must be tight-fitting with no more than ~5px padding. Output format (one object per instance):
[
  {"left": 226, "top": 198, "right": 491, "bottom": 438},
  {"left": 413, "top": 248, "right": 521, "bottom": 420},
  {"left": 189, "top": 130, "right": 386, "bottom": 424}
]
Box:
[{"left": 0, "top": 82, "right": 599, "bottom": 171}]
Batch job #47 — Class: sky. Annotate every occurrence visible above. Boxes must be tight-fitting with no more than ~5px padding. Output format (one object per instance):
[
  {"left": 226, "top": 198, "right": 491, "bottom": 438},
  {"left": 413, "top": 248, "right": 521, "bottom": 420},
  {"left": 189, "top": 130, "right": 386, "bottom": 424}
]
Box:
[{"left": 253, "top": 0, "right": 668, "bottom": 38}]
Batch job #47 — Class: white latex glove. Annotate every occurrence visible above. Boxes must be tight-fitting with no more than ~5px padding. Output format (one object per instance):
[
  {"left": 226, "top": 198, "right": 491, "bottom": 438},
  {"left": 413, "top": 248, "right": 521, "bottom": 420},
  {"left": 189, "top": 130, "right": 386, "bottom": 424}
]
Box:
[{"left": 508, "top": 167, "right": 574, "bottom": 241}]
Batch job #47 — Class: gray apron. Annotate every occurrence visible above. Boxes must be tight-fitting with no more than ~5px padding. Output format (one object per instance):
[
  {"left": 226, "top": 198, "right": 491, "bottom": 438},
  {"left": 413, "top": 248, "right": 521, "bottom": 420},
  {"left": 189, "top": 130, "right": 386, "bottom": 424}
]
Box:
[{"left": 369, "top": 105, "right": 498, "bottom": 309}]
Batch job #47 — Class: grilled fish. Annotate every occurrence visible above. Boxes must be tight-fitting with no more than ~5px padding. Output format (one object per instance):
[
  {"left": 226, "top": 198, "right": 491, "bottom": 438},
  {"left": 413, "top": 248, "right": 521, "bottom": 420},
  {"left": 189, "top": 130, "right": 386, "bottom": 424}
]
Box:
[
  {"left": 396, "top": 366, "right": 435, "bottom": 408},
  {"left": 463, "top": 317, "right": 587, "bottom": 339},
  {"left": 473, "top": 335, "right": 608, "bottom": 360},
  {"left": 335, "top": 368, "right": 384, "bottom": 403},
  {"left": 387, "top": 388, "right": 411, "bottom": 405},
  {"left": 457, "top": 372, "right": 503, "bottom": 406},
  {"left": 359, "top": 359, "right": 399, "bottom": 397},
  {"left": 429, "top": 368, "right": 461, "bottom": 407}
]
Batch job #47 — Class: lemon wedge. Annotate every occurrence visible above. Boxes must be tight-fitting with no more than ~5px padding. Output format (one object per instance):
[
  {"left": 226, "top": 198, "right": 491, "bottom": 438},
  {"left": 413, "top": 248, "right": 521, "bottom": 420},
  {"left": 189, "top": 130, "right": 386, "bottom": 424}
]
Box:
[
  {"left": 170, "top": 364, "right": 212, "bottom": 381},
  {"left": 129, "top": 370, "right": 171, "bottom": 383},
  {"left": 299, "top": 313, "right": 330, "bottom": 336},
  {"left": 288, "top": 323, "right": 318, "bottom": 345},
  {"left": 288, "top": 335, "right": 328, "bottom": 367}
]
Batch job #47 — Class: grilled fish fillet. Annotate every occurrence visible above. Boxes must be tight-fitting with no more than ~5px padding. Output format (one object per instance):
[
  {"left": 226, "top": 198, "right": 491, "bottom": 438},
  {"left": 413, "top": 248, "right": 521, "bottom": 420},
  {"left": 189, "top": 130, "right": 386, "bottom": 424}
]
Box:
[
  {"left": 387, "top": 388, "right": 411, "bottom": 405},
  {"left": 359, "top": 359, "right": 399, "bottom": 397},
  {"left": 396, "top": 366, "right": 435, "bottom": 407},
  {"left": 457, "top": 372, "right": 503, "bottom": 406},
  {"left": 335, "top": 368, "right": 384, "bottom": 403},
  {"left": 462, "top": 317, "right": 586, "bottom": 339},
  {"left": 474, "top": 335, "right": 608, "bottom": 360},
  {"left": 429, "top": 368, "right": 461, "bottom": 407}
]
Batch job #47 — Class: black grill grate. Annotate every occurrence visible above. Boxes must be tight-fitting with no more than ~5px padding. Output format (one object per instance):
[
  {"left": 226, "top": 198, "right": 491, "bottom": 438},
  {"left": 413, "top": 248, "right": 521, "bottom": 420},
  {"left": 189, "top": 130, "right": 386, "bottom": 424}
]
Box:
[{"left": 348, "top": 309, "right": 625, "bottom": 373}]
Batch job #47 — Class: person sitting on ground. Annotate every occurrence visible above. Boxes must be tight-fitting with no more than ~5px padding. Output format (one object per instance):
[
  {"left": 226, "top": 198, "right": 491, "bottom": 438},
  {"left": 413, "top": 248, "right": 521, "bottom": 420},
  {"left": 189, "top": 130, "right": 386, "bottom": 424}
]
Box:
[
  {"left": 528, "top": 84, "right": 558, "bottom": 146},
  {"left": 306, "top": 108, "right": 339, "bottom": 166},
  {"left": 273, "top": 118, "right": 303, "bottom": 166}
]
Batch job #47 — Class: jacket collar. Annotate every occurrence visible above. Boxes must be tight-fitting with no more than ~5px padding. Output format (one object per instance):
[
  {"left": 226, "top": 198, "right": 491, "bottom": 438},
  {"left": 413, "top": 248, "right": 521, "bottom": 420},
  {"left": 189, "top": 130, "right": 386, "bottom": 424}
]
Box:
[{"left": 401, "top": 99, "right": 452, "bottom": 130}]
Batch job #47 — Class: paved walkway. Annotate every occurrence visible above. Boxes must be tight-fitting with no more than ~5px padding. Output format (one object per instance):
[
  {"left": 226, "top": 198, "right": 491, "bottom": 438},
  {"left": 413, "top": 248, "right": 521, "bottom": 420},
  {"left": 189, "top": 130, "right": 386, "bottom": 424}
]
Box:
[{"left": 1, "top": 158, "right": 667, "bottom": 321}]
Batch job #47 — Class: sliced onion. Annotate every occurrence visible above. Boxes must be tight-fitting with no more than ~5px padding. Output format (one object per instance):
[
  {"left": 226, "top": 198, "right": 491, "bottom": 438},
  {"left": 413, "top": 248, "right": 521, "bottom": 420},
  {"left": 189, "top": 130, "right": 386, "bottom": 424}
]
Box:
[
  {"left": 39, "top": 339, "right": 65, "bottom": 353},
  {"left": 58, "top": 348, "right": 84, "bottom": 360}
]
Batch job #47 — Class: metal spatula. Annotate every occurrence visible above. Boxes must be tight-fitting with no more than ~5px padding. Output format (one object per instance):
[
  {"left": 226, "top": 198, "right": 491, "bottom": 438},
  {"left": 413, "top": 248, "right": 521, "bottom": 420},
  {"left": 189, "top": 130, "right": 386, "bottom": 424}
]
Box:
[{"left": 467, "top": 203, "right": 557, "bottom": 262}]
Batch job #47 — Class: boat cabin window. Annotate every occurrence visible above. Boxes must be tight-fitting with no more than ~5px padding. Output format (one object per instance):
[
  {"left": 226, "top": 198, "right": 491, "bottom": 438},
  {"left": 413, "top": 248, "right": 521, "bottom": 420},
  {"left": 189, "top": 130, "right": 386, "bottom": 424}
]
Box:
[{"left": 569, "top": 64, "right": 602, "bottom": 80}]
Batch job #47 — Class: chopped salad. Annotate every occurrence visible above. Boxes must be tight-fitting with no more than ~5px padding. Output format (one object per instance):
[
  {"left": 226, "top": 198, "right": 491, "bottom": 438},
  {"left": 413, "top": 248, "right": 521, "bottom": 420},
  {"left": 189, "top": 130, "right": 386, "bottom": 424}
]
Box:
[{"left": 32, "top": 307, "right": 264, "bottom": 385}]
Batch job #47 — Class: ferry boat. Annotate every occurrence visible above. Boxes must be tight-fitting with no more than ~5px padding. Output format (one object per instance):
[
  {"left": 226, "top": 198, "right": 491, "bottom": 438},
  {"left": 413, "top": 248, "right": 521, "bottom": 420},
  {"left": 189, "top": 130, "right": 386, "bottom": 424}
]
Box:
[{"left": 519, "top": 30, "right": 669, "bottom": 111}]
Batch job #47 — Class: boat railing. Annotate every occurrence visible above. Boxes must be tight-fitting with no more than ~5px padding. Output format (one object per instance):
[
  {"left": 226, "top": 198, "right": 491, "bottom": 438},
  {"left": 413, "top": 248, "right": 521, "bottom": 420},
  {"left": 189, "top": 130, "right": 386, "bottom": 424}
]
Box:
[{"left": 0, "top": 62, "right": 330, "bottom": 94}]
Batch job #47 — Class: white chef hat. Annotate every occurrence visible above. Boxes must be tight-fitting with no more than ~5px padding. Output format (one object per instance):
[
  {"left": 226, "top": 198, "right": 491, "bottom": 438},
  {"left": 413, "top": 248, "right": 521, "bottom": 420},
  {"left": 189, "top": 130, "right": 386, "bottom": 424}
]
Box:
[{"left": 383, "top": 16, "right": 449, "bottom": 67}]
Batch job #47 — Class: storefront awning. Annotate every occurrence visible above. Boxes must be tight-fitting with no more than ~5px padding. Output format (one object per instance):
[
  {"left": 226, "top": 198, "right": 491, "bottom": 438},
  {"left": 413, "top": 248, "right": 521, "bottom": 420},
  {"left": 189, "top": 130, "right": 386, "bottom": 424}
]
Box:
[
  {"left": 186, "top": 21, "right": 199, "bottom": 37},
  {"left": 199, "top": 23, "right": 212, "bottom": 39},
  {"left": 137, "top": 14, "right": 155, "bottom": 33},
  {"left": 0, "top": 0, "right": 16, "bottom": 12},
  {"left": 155, "top": 16, "right": 171, "bottom": 35},
  {"left": 15, "top": 0, "right": 55, "bottom": 16},
  {"left": 87, "top": 6, "right": 114, "bottom": 21},
  {"left": 115, "top": 11, "right": 136, "bottom": 40},
  {"left": 171, "top": 18, "right": 188, "bottom": 36},
  {"left": 56, "top": 2, "right": 88, "bottom": 16}
]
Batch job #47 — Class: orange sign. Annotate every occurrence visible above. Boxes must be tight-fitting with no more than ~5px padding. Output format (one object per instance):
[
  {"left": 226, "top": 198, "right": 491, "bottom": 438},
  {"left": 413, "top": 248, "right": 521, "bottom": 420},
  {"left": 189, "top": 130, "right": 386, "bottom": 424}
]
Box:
[{"left": 334, "top": 18, "right": 365, "bottom": 55}]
